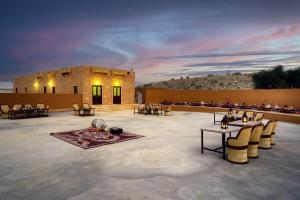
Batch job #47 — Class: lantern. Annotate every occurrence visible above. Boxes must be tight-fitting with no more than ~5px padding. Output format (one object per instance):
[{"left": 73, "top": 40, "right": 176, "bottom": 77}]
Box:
[
  {"left": 242, "top": 112, "right": 248, "bottom": 123},
  {"left": 228, "top": 107, "right": 233, "bottom": 114},
  {"left": 221, "top": 116, "right": 229, "bottom": 129}
]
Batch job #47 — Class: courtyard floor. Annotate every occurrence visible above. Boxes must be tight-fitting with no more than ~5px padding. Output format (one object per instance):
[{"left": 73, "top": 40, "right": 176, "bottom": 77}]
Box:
[{"left": 0, "top": 110, "right": 299, "bottom": 200}]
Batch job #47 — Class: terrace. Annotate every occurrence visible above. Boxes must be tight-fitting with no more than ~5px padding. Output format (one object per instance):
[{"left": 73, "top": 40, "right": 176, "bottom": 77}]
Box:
[{"left": 0, "top": 110, "right": 299, "bottom": 199}]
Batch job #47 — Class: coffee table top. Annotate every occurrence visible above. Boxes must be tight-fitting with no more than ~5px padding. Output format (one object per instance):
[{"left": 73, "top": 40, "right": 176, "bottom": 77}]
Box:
[
  {"left": 229, "top": 120, "right": 262, "bottom": 127},
  {"left": 200, "top": 125, "right": 241, "bottom": 134}
]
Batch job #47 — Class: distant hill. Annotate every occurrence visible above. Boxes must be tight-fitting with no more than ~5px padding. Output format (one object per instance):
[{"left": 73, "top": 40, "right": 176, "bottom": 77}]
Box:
[{"left": 137, "top": 73, "right": 254, "bottom": 90}]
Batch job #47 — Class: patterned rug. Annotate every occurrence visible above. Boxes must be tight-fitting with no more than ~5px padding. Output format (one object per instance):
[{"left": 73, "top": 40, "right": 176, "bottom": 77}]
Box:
[{"left": 50, "top": 128, "right": 144, "bottom": 149}]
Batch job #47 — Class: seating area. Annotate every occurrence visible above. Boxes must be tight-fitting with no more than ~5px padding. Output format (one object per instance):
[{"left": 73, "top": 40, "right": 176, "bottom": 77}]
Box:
[
  {"left": 134, "top": 103, "right": 166, "bottom": 116},
  {"left": 0, "top": 104, "right": 49, "bottom": 119},
  {"left": 72, "top": 103, "right": 95, "bottom": 116},
  {"left": 160, "top": 100, "right": 300, "bottom": 114},
  {"left": 0, "top": 109, "right": 299, "bottom": 199},
  {"left": 202, "top": 108, "right": 279, "bottom": 164}
]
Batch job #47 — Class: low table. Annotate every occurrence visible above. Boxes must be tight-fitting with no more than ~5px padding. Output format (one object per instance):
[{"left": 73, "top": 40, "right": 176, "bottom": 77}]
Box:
[
  {"left": 200, "top": 125, "right": 240, "bottom": 159},
  {"left": 229, "top": 120, "right": 262, "bottom": 127}
]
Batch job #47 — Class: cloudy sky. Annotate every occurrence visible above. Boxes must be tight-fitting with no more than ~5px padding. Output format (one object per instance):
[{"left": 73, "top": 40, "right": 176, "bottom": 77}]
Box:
[{"left": 0, "top": 0, "right": 300, "bottom": 84}]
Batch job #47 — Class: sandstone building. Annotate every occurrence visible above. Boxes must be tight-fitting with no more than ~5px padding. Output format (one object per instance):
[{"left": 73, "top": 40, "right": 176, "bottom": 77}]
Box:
[{"left": 13, "top": 66, "right": 135, "bottom": 105}]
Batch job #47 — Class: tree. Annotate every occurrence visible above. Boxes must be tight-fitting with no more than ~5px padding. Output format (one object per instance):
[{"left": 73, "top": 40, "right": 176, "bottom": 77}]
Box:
[{"left": 252, "top": 65, "right": 300, "bottom": 89}]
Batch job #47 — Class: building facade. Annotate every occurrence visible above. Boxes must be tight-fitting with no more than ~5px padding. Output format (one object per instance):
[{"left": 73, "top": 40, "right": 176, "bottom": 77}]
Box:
[{"left": 13, "top": 66, "right": 135, "bottom": 105}]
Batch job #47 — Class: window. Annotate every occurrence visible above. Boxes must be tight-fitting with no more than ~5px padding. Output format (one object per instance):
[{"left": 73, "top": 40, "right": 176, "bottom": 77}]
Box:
[
  {"left": 15, "top": 88, "right": 18, "bottom": 93},
  {"left": 25, "top": 87, "right": 27, "bottom": 93},
  {"left": 44, "top": 86, "right": 47, "bottom": 94},
  {"left": 74, "top": 86, "right": 78, "bottom": 94},
  {"left": 52, "top": 87, "right": 55, "bottom": 94}
]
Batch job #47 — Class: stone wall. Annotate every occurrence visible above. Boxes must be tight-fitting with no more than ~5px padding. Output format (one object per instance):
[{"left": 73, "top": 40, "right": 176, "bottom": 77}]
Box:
[{"left": 13, "top": 66, "right": 135, "bottom": 105}]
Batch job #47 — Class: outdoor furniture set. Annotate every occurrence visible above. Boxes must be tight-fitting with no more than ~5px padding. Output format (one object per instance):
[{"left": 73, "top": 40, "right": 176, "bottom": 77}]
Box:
[
  {"left": 0, "top": 104, "right": 49, "bottom": 119},
  {"left": 160, "top": 100, "right": 300, "bottom": 114},
  {"left": 72, "top": 103, "right": 95, "bottom": 116},
  {"left": 134, "top": 104, "right": 168, "bottom": 116},
  {"left": 201, "top": 108, "right": 278, "bottom": 164}
]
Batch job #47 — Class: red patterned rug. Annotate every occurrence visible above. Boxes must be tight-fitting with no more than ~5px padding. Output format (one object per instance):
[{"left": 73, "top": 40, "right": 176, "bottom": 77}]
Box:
[{"left": 50, "top": 129, "right": 144, "bottom": 149}]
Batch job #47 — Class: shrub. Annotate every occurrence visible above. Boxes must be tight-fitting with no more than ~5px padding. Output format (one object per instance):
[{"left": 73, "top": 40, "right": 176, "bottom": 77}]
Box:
[{"left": 252, "top": 65, "right": 298, "bottom": 89}]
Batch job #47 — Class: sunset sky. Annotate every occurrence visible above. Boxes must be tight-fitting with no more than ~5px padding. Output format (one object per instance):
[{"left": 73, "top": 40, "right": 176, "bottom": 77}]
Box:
[{"left": 0, "top": 0, "right": 300, "bottom": 84}]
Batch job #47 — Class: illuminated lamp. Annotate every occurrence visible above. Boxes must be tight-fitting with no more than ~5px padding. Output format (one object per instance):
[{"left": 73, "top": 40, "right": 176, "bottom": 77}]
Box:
[
  {"left": 48, "top": 80, "right": 54, "bottom": 87},
  {"left": 33, "top": 81, "right": 39, "bottom": 89},
  {"left": 221, "top": 116, "right": 229, "bottom": 129},
  {"left": 242, "top": 112, "right": 248, "bottom": 123},
  {"left": 114, "top": 80, "right": 120, "bottom": 86},
  {"left": 93, "top": 79, "right": 101, "bottom": 85}
]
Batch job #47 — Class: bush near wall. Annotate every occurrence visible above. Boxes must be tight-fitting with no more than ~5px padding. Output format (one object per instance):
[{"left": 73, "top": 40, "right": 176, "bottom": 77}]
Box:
[{"left": 252, "top": 66, "right": 300, "bottom": 89}]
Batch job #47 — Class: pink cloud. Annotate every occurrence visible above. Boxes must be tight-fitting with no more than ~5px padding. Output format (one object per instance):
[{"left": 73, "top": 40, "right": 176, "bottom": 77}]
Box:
[{"left": 246, "top": 25, "right": 300, "bottom": 44}]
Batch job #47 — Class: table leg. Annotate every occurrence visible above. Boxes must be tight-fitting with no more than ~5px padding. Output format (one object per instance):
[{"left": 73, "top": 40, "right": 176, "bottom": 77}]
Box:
[
  {"left": 201, "top": 130, "right": 204, "bottom": 154},
  {"left": 134, "top": 107, "right": 135, "bottom": 114},
  {"left": 214, "top": 113, "right": 216, "bottom": 125},
  {"left": 222, "top": 133, "right": 226, "bottom": 160}
]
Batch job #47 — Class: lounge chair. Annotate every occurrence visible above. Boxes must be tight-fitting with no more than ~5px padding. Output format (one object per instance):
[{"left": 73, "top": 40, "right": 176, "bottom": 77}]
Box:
[
  {"left": 10, "top": 104, "right": 24, "bottom": 119},
  {"left": 253, "top": 112, "right": 264, "bottom": 121},
  {"left": 1, "top": 105, "right": 11, "bottom": 119},
  {"left": 82, "top": 103, "right": 95, "bottom": 116},
  {"left": 36, "top": 103, "right": 49, "bottom": 116},
  {"left": 270, "top": 120, "right": 278, "bottom": 145},
  {"left": 137, "top": 104, "right": 145, "bottom": 114},
  {"left": 23, "top": 104, "right": 36, "bottom": 117},
  {"left": 227, "top": 127, "right": 252, "bottom": 164},
  {"left": 237, "top": 110, "right": 245, "bottom": 115},
  {"left": 259, "top": 120, "right": 274, "bottom": 149},
  {"left": 72, "top": 104, "right": 81, "bottom": 115},
  {"left": 245, "top": 111, "right": 255, "bottom": 121},
  {"left": 164, "top": 106, "right": 171, "bottom": 116},
  {"left": 248, "top": 124, "right": 264, "bottom": 158}
]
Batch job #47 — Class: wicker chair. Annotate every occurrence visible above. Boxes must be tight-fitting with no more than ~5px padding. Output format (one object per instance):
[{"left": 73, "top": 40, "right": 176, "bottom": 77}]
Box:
[
  {"left": 253, "top": 112, "right": 264, "bottom": 121},
  {"left": 259, "top": 120, "right": 274, "bottom": 149},
  {"left": 72, "top": 104, "right": 81, "bottom": 115},
  {"left": 1, "top": 105, "right": 11, "bottom": 119},
  {"left": 248, "top": 124, "right": 264, "bottom": 158},
  {"left": 271, "top": 120, "right": 278, "bottom": 145},
  {"left": 164, "top": 106, "right": 171, "bottom": 116},
  {"left": 237, "top": 110, "right": 245, "bottom": 115},
  {"left": 36, "top": 104, "right": 49, "bottom": 116},
  {"left": 246, "top": 111, "right": 255, "bottom": 119},
  {"left": 227, "top": 127, "right": 252, "bottom": 164},
  {"left": 10, "top": 104, "right": 24, "bottom": 119},
  {"left": 232, "top": 109, "right": 238, "bottom": 114},
  {"left": 82, "top": 103, "right": 95, "bottom": 116},
  {"left": 137, "top": 104, "right": 145, "bottom": 114}
]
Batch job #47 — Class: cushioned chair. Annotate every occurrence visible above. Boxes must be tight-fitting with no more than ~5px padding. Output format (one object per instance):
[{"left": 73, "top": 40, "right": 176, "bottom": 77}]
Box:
[
  {"left": 72, "top": 104, "right": 81, "bottom": 115},
  {"left": 271, "top": 120, "right": 278, "bottom": 145},
  {"left": 254, "top": 112, "right": 264, "bottom": 121},
  {"left": 237, "top": 110, "right": 245, "bottom": 115},
  {"left": 227, "top": 127, "right": 252, "bottom": 164},
  {"left": 82, "top": 103, "right": 95, "bottom": 116},
  {"left": 248, "top": 124, "right": 264, "bottom": 158},
  {"left": 164, "top": 106, "right": 171, "bottom": 116},
  {"left": 259, "top": 120, "right": 274, "bottom": 149},
  {"left": 246, "top": 111, "right": 255, "bottom": 120},
  {"left": 137, "top": 104, "right": 145, "bottom": 114},
  {"left": 1, "top": 105, "right": 11, "bottom": 119},
  {"left": 37, "top": 103, "right": 49, "bottom": 116},
  {"left": 10, "top": 104, "right": 24, "bottom": 119}
]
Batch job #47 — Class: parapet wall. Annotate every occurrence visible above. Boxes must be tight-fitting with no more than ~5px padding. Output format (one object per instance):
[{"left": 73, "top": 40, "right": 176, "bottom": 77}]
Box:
[
  {"left": 0, "top": 94, "right": 82, "bottom": 109},
  {"left": 138, "top": 88, "right": 300, "bottom": 108}
]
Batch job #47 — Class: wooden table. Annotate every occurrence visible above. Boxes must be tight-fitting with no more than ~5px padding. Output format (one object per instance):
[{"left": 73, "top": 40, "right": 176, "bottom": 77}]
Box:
[
  {"left": 200, "top": 126, "right": 241, "bottom": 159},
  {"left": 229, "top": 120, "right": 262, "bottom": 127}
]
